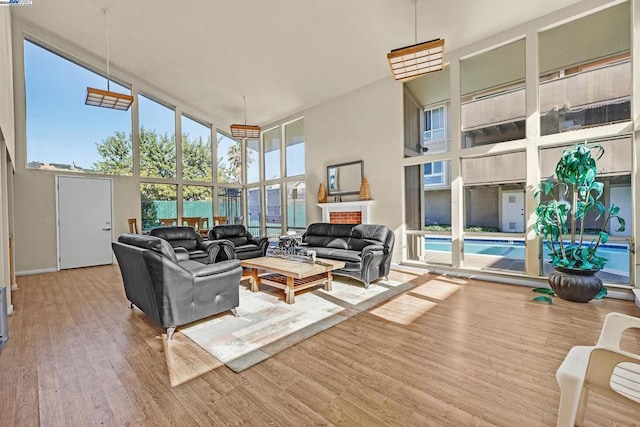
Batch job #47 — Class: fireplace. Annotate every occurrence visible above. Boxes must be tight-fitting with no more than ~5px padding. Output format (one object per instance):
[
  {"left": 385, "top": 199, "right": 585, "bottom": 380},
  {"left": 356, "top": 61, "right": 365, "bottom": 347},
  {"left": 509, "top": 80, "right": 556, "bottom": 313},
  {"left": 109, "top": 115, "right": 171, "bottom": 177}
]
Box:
[{"left": 316, "top": 200, "right": 374, "bottom": 224}]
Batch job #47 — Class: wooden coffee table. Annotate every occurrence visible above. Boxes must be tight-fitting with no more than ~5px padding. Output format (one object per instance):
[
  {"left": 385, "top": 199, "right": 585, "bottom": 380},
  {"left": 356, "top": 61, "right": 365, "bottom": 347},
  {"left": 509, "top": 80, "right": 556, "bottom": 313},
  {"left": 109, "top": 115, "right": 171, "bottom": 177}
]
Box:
[{"left": 240, "top": 257, "right": 346, "bottom": 304}]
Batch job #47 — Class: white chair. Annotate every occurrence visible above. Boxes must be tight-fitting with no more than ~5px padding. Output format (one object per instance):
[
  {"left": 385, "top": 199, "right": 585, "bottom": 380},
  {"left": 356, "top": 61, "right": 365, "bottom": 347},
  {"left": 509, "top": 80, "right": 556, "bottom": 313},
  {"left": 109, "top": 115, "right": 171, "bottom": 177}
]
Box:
[{"left": 556, "top": 312, "right": 640, "bottom": 426}]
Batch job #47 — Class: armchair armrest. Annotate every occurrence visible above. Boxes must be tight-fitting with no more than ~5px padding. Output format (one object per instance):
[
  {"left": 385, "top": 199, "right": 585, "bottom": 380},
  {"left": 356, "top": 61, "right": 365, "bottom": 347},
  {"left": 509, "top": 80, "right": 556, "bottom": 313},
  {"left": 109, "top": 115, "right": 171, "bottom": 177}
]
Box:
[
  {"left": 248, "top": 236, "right": 269, "bottom": 256},
  {"left": 199, "top": 239, "right": 229, "bottom": 263},
  {"left": 174, "top": 247, "right": 190, "bottom": 262},
  {"left": 189, "top": 259, "right": 242, "bottom": 278},
  {"left": 361, "top": 244, "right": 385, "bottom": 255}
]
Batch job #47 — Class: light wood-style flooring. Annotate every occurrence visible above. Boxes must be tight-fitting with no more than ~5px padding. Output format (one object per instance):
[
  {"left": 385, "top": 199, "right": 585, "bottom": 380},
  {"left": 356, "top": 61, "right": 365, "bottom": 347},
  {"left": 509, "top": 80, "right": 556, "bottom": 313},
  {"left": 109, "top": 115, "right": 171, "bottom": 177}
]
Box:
[{"left": 1, "top": 265, "right": 639, "bottom": 426}]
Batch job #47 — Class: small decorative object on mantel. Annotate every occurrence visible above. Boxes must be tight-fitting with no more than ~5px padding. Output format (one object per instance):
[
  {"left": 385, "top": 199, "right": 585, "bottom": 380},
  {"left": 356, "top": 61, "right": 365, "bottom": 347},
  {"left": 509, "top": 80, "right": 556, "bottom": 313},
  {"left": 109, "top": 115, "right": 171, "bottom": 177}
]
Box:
[
  {"left": 317, "top": 183, "right": 327, "bottom": 203},
  {"left": 360, "top": 176, "right": 371, "bottom": 200}
]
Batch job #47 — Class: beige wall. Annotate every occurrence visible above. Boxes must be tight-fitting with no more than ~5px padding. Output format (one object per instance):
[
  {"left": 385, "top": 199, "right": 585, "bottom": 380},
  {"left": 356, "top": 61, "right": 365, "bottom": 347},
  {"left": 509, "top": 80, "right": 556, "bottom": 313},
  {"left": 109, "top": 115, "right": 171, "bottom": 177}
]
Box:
[
  {"left": 0, "top": 8, "right": 12, "bottom": 311},
  {"left": 0, "top": 8, "right": 14, "bottom": 164},
  {"left": 304, "top": 77, "right": 404, "bottom": 261}
]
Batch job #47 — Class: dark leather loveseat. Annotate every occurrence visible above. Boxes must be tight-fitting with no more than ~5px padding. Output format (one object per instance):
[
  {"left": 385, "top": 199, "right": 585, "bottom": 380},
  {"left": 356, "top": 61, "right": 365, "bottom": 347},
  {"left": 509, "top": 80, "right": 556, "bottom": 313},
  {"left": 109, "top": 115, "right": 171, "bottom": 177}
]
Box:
[
  {"left": 302, "top": 223, "right": 395, "bottom": 288},
  {"left": 112, "top": 233, "right": 242, "bottom": 340},
  {"left": 150, "top": 226, "right": 231, "bottom": 264},
  {"left": 208, "top": 224, "right": 269, "bottom": 260}
]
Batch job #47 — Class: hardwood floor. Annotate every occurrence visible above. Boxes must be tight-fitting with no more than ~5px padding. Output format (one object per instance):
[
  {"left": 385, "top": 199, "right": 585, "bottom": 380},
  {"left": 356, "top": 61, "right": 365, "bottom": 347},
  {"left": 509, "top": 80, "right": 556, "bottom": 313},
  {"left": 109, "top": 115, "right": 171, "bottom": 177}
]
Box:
[{"left": 1, "top": 265, "right": 639, "bottom": 426}]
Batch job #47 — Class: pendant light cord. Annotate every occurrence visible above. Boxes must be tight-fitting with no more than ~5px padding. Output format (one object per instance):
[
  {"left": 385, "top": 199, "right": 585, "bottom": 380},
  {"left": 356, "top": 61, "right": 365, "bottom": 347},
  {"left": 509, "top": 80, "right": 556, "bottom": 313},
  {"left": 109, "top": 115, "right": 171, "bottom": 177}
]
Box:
[
  {"left": 243, "top": 95, "right": 247, "bottom": 125},
  {"left": 104, "top": 9, "right": 110, "bottom": 91},
  {"left": 413, "top": 0, "right": 418, "bottom": 44}
]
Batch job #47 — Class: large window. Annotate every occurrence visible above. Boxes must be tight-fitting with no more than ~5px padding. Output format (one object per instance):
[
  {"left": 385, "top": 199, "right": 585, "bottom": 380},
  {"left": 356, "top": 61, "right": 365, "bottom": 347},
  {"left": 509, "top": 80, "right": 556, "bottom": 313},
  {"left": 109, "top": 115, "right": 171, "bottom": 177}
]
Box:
[
  {"left": 404, "top": 162, "right": 452, "bottom": 266},
  {"left": 265, "top": 184, "right": 282, "bottom": 238},
  {"left": 539, "top": 4, "right": 631, "bottom": 136},
  {"left": 24, "top": 40, "right": 132, "bottom": 174},
  {"left": 246, "top": 187, "right": 261, "bottom": 236},
  {"left": 217, "top": 131, "right": 241, "bottom": 184},
  {"left": 139, "top": 94, "right": 176, "bottom": 179},
  {"left": 217, "top": 188, "right": 243, "bottom": 224},
  {"left": 263, "top": 128, "right": 281, "bottom": 180},
  {"left": 286, "top": 181, "right": 306, "bottom": 231},
  {"left": 245, "top": 139, "right": 260, "bottom": 184},
  {"left": 243, "top": 119, "right": 305, "bottom": 237},
  {"left": 285, "top": 119, "right": 305, "bottom": 177},
  {"left": 140, "top": 183, "right": 177, "bottom": 231},
  {"left": 182, "top": 115, "right": 212, "bottom": 182},
  {"left": 460, "top": 39, "right": 526, "bottom": 148},
  {"left": 183, "top": 185, "right": 213, "bottom": 229}
]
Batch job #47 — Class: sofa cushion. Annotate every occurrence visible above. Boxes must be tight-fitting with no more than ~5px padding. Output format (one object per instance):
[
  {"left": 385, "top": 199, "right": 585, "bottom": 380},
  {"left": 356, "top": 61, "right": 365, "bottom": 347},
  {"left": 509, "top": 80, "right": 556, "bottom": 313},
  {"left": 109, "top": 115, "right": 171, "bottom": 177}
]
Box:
[{"left": 309, "top": 247, "right": 362, "bottom": 263}]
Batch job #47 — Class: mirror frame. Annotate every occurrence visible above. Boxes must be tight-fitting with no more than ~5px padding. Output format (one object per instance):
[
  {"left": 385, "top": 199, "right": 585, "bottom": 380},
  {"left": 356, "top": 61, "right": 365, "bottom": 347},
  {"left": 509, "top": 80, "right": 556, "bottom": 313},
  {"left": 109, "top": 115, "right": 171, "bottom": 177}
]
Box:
[{"left": 326, "top": 160, "right": 364, "bottom": 196}]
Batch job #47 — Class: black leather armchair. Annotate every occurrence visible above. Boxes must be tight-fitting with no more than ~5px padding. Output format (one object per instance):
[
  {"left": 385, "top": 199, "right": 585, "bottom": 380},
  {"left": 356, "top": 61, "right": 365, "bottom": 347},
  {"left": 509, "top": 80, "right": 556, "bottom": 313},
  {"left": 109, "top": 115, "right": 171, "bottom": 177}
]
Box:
[
  {"left": 208, "top": 224, "right": 269, "bottom": 260},
  {"left": 150, "top": 226, "right": 232, "bottom": 264},
  {"left": 112, "top": 233, "right": 242, "bottom": 340}
]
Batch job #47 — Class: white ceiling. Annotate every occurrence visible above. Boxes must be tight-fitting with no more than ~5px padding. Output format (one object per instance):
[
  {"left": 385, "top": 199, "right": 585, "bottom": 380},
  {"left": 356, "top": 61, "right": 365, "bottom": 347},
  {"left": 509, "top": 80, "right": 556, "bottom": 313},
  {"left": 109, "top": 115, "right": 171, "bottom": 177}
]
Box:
[{"left": 13, "top": 0, "right": 584, "bottom": 129}]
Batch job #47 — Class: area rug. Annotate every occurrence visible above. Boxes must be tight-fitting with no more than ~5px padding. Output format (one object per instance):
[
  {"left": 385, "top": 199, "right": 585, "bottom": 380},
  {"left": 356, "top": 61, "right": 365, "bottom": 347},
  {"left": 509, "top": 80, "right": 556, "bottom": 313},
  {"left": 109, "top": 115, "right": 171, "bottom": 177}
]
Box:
[{"left": 180, "top": 276, "right": 413, "bottom": 373}]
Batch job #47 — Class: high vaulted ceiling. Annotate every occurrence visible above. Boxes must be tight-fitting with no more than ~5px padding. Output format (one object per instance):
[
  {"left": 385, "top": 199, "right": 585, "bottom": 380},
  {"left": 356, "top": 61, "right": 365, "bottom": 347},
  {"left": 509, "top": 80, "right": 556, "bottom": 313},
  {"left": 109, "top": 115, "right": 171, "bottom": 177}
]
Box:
[{"left": 12, "top": 0, "right": 583, "bottom": 129}]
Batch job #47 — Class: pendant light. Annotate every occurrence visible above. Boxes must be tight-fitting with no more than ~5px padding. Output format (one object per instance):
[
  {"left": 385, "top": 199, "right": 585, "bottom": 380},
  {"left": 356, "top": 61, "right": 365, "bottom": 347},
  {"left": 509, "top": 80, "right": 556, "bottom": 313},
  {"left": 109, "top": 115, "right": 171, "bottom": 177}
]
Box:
[
  {"left": 230, "top": 96, "right": 260, "bottom": 139},
  {"left": 387, "top": 0, "right": 445, "bottom": 82},
  {"left": 85, "top": 9, "right": 134, "bottom": 111}
]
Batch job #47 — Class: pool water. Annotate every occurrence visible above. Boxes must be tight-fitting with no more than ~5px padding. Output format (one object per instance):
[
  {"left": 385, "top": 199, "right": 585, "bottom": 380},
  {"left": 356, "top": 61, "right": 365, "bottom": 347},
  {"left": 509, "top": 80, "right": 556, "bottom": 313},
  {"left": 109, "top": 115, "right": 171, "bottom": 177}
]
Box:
[{"left": 425, "top": 238, "right": 629, "bottom": 274}]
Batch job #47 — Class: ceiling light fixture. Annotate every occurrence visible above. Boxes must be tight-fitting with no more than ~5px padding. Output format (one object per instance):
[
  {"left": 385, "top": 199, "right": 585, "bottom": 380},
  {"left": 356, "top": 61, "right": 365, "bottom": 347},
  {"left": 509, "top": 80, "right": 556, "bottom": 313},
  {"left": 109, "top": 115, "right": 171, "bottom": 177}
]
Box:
[
  {"left": 230, "top": 96, "right": 260, "bottom": 139},
  {"left": 85, "top": 9, "right": 133, "bottom": 111},
  {"left": 387, "top": 0, "right": 444, "bottom": 82}
]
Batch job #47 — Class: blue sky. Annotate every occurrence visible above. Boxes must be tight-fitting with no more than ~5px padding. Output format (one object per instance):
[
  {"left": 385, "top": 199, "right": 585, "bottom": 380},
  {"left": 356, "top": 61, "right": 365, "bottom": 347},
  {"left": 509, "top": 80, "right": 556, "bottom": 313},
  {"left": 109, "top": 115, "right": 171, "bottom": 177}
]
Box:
[{"left": 24, "top": 40, "right": 304, "bottom": 177}]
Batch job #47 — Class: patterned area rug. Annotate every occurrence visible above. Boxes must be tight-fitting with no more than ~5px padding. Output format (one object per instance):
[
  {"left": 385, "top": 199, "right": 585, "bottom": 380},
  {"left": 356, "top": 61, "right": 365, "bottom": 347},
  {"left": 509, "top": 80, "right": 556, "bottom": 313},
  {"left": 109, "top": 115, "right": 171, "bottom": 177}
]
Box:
[{"left": 180, "top": 276, "right": 413, "bottom": 373}]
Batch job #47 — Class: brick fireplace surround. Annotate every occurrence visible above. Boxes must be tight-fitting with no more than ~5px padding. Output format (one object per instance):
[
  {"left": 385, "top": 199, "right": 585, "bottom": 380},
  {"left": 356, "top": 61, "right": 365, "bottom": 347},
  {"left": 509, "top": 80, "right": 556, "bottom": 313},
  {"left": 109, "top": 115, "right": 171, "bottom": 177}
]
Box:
[
  {"left": 317, "top": 200, "right": 374, "bottom": 225},
  {"left": 329, "top": 211, "right": 362, "bottom": 224}
]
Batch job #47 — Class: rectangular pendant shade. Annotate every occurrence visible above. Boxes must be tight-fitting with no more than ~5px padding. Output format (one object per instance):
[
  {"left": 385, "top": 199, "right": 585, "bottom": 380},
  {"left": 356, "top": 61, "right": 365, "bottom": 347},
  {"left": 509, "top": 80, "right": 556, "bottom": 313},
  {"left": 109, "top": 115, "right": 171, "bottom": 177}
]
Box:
[
  {"left": 230, "top": 124, "right": 261, "bottom": 139},
  {"left": 85, "top": 87, "right": 134, "bottom": 111},
  {"left": 387, "top": 38, "right": 445, "bottom": 82}
]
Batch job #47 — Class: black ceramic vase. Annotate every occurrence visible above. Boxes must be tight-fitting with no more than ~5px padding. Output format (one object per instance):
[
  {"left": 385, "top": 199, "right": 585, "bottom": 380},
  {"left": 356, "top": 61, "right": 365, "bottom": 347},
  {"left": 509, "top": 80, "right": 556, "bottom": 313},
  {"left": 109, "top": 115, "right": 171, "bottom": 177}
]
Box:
[{"left": 547, "top": 266, "right": 603, "bottom": 303}]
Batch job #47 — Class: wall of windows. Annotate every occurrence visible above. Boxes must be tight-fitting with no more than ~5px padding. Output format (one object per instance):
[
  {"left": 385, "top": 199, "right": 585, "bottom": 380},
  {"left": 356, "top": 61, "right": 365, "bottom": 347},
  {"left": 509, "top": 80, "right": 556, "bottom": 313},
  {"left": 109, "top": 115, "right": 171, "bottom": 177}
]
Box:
[
  {"left": 243, "top": 118, "right": 306, "bottom": 238},
  {"left": 402, "top": 1, "right": 635, "bottom": 286},
  {"left": 21, "top": 38, "right": 306, "bottom": 238}
]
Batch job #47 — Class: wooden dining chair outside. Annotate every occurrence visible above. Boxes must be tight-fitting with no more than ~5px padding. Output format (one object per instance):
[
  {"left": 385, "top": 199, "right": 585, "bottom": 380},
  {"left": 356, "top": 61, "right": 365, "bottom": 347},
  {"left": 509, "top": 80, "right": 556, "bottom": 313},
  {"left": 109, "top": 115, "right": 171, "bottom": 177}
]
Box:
[
  {"left": 214, "top": 216, "right": 229, "bottom": 226},
  {"left": 197, "top": 217, "right": 210, "bottom": 238},
  {"left": 181, "top": 216, "right": 200, "bottom": 229},
  {"left": 158, "top": 218, "right": 178, "bottom": 227},
  {"left": 128, "top": 218, "right": 139, "bottom": 234}
]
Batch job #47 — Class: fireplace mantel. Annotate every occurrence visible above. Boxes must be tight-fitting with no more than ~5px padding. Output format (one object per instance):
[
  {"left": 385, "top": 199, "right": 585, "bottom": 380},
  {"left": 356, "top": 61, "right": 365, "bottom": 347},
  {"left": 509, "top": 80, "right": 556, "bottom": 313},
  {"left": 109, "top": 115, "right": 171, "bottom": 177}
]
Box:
[{"left": 316, "top": 200, "right": 374, "bottom": 224}]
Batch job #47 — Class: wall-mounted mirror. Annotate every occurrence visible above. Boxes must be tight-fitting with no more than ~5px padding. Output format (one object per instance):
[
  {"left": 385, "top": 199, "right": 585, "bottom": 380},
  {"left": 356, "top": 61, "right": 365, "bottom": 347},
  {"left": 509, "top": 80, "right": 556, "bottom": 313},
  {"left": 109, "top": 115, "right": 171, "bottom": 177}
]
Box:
[{"left": 327, "top": 160, "right": 363, "bottom": 196}]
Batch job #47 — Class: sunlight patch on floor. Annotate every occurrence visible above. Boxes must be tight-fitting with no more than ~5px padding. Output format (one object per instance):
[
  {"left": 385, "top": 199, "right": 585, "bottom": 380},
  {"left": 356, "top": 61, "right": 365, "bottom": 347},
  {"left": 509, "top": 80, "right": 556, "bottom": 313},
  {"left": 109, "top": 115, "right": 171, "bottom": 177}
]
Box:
[
  {"left": 410, "top": 280, "right": 461, "bottom": 300},
  {"left": 369, "top": 294, "right": 437, "bottom": 325},
  {"left": 162, "top": 333, "right": 224, "bottom": 387}
]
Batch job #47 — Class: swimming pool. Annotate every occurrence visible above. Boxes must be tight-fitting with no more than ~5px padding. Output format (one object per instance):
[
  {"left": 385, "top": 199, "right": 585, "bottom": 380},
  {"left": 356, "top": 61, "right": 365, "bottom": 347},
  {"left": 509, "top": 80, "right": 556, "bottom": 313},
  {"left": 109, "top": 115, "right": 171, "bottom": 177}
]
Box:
[{"left": 424, "top": 237, "right": 630, "bottom": 274}]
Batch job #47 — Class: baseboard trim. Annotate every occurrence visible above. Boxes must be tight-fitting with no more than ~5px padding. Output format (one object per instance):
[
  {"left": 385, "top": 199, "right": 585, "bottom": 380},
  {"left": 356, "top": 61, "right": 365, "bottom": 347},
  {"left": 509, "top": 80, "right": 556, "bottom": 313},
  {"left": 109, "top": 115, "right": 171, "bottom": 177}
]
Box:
[
  {"left": 633, "top": 289, "right": 640, "bottom": 310},
  {"left": 11, "top": 284, "right": 18, "bottom": 291},
  {"left": 7, "top": 305, "right": 13, "bottom": 315},
  {"left": 16, "top": 268, "right": 57, "bottom": 276}
]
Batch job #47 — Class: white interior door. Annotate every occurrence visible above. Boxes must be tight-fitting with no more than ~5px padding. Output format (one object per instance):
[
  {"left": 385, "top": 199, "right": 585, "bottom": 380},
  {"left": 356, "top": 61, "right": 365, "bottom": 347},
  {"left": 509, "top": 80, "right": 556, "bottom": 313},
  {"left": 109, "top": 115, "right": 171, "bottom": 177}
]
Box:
[
  {"left": 57, "top": 176, "right": 113, "bottom": 269},
  {"left": 501, "top": 191, "right": 525, "bottom": 233},
  {"left": 609, "top": 186, "right": 632, "bottom": 237}
]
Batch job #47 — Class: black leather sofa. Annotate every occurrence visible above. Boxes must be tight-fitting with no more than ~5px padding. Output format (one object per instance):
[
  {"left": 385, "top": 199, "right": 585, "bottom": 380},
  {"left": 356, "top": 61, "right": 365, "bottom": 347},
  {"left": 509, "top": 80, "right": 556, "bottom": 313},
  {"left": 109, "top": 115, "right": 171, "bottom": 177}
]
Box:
[
  {"left": 112, "top": 233, "right": 242, "bottom": 340},
  {"left": 208, "top": 224, "right": 269, "bottom": 260},
  {"left": 301, "top": 223, "right": 395, "bottom": 287},
  {"left": 150, "top": 226, "right": 232, "bottom": 264}
]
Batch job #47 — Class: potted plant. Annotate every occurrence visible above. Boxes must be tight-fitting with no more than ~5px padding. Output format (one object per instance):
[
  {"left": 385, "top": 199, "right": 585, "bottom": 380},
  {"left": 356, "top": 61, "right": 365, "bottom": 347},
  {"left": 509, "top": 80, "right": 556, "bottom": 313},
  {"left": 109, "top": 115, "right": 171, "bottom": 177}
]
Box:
[{"left": 534, "top": 142, "right": 625, "bottom": 302}]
